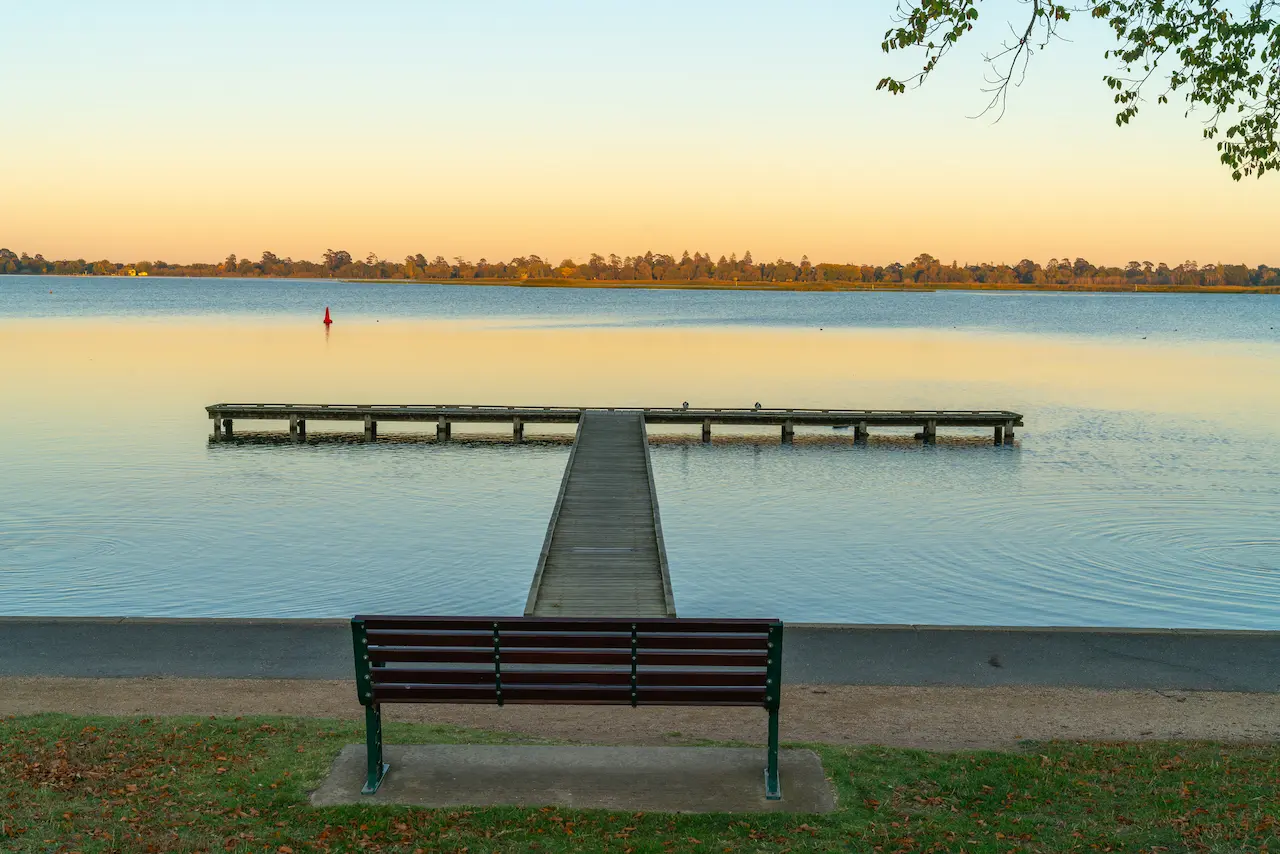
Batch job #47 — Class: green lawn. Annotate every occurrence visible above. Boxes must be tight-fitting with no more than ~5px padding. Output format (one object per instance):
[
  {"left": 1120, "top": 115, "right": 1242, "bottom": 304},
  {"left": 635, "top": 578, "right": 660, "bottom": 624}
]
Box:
[{"left": 2, "top": 714, "right": 1276, "bottom": 853}]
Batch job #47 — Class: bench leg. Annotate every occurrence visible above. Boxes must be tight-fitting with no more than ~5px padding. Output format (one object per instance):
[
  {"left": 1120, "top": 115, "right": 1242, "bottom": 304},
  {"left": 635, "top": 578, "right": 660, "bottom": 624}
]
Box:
[
  {"left": 363, "top": 704, "right": 389, "bottom": 794},
  {"left": 764, "top": 708, "right": 781, "bottom": 800}
]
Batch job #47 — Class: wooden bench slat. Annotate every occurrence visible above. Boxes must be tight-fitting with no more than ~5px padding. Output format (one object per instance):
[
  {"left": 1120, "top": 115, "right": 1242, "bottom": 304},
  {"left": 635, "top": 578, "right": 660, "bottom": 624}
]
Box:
[
  {"left": 368, "top": 647, "right": 637, "bottom": 666},
  {"left": 372, "top": 669, "right": 628, "bottom": 687},
  {"left": 502, "top": 698, "right": 769, "bottom": 707},
  {"left": 371, "top": 685, "right": 768, "bottom": 705},
  {"left": 638, "top": 687, "right": 768, "bottom": 703},
  {"left": 372, "top": 685, "right": 633, "bottom": 703},
  {"left": 368, "top": 647, "right": 495, "bottom": 664},
  {"left": 637, "top": 651, "right": 767, "bottom": 667},
  {"left": 369, "top": 647, "right": 768, "bottom": 667},
  {"left": 371, "top": 668, "right": 497, "bottom": 685},
  {"left": 359, "top": 617, "right": 503, "bottom": 631},
  {"left": 373, "top": 688, "right": 498, "bottom": 703},
  {"left": 500, "top": 649, "right": 637, "bottom": 666},
  {"left": 637, "top": 671, "right": 767, "bottom": 687},
  {"left": 370, "top": 669, "right": 768, "bottom": 688},
  {"left": 638, "top": 634, "right": 768, "bottom": 651},
  {"left": 364, "top": 631, "right": 494, "bottom": 649},
  {"left": 364, "top": 630, "right": 769, "bottom": 652},
  {"left": 366, "top": 630, "right": 631, "bottom": 650},
  {"left": 358, "top": 616, "right": 775, "bottom": 633}
]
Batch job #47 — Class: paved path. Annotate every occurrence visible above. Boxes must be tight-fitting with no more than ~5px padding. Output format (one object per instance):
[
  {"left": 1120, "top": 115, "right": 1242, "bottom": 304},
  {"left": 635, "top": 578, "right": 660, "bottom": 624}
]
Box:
[
  {"left": 2, "top": 618, "right": 1276, "bottom": 691},
  {"left": 5, "top": 678, "right": 1278, "bottom": 749},
  {"left": 525, "top": 410, "right": 674, "bottom": 617}
]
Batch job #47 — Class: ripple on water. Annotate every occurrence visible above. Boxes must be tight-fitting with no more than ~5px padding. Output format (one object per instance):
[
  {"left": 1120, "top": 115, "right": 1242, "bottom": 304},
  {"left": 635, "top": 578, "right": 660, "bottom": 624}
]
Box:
[
  {"left": 920, "top": 487, "right": 1280, "bottom": 625},
  {"left": 651, "top": 421, "right": 1280, "bottom": 629}
]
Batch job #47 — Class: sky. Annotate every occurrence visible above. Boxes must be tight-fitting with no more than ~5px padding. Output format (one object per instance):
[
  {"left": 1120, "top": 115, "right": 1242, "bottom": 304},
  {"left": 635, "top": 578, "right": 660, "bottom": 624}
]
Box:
[{"left": 2, "top": 0, "right": 1276, "bottom": 267}]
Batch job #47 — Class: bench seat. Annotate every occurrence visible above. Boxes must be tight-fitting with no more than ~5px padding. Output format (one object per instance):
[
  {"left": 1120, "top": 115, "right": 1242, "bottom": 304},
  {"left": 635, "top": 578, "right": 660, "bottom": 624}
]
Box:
[{"left": 351, "top": 615, "right": 785, "bottom": 798}]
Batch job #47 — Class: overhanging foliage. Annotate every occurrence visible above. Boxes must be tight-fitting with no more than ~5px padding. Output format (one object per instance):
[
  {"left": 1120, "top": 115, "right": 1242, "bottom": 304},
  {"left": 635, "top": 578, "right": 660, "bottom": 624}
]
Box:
[{"left": 879, "top": 1, "right": 1280, "bottom": 179}]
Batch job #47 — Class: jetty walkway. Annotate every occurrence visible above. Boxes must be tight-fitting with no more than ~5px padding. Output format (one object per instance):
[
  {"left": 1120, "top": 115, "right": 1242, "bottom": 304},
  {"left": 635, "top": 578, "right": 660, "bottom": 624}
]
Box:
[
  {"left": 525, "top": 411, "right": 674, "bottom": 618},
  {"left": 205, "top": 402, "right": 1023, "bottom": 618}
]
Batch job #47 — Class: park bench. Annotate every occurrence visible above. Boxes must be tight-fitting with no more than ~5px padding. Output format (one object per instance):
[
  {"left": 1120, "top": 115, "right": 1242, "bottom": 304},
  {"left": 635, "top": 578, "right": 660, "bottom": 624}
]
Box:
[{"left": 351, "top": 615, "right": 785, "bottom": 798}]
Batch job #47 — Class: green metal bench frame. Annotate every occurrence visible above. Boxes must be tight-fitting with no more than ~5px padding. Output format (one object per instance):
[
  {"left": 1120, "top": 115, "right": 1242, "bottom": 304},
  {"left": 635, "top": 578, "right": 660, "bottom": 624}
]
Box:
[{"left": 351, "top": 616, "right": 784, "bottom": 799}]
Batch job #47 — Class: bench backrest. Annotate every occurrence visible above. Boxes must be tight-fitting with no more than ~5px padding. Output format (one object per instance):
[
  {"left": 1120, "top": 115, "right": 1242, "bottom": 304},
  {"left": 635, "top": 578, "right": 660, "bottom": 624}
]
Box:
[{"left": 352, "top": 616, "right": 783, "bottom": 710}]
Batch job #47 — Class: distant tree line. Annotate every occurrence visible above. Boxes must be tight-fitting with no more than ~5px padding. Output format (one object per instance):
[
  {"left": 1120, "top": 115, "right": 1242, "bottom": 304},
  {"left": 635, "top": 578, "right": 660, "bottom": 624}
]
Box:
[{"left": 1, "top": 247, "right": 1276, "bottom": 289}]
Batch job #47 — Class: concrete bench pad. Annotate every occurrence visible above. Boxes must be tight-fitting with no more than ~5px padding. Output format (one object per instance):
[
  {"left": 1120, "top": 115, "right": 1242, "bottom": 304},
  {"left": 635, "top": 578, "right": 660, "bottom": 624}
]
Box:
[{"left": 311, "top": 744, "right": 835, "bottom": 813}]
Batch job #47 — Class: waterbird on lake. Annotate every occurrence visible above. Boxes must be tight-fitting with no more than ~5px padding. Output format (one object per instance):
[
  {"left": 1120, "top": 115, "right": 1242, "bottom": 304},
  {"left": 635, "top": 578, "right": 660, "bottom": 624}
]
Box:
[
  {"left": 682, "top": 401, "right": 689, "bottom": 410},
  {"left": 754, "top": 402, "right": 761, "bottom": 410}
]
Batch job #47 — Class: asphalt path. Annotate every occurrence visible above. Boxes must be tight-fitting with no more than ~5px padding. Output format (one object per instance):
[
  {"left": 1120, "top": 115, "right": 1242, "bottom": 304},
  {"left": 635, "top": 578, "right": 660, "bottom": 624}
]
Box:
[{"left": 2, "top": 618, "right": 1276, "bottom": 691}]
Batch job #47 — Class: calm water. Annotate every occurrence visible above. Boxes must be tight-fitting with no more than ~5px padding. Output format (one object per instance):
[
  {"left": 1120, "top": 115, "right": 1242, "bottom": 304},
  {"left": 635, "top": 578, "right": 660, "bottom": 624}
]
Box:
[{"left": 2, "top": 276, "right": 1278, "bottom": 628}]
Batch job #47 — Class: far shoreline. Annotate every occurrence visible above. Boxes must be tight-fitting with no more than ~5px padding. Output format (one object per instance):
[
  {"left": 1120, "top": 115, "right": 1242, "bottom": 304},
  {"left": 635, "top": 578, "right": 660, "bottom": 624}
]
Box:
[
  {"left": 347, "top": 277, "right": 1279, "bottom": 295},
  {"left": 6, "top": 272, "right": 1277, "bottom": 294}
]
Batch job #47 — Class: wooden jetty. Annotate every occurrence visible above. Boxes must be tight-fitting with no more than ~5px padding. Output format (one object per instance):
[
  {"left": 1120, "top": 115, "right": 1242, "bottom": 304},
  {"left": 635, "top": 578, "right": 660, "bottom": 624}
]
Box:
[
  {"left": 524, "top": 410, "right": 675, "bottom": 618},
  {"left": 205, "top": 403, "right": 1024, "bottom": 445},
  {"left": 204, "top": 401, "right": 1024, "bottom": 618}
]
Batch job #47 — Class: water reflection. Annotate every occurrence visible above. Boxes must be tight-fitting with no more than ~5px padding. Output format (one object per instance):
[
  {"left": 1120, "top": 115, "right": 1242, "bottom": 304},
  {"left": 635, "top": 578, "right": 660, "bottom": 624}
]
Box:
[{"left": 0, "top": 317, "right": 1276, "bottom": 627}]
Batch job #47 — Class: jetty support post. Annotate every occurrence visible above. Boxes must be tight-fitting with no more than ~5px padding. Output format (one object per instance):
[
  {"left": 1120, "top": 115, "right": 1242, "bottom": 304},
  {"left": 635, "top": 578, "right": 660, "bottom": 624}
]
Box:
[
  {"left": 289, "top": 415, "right": 306, "bottom": 443},
  {"left": 222, "top": 418, "right": 233, "bottom": 439},
  {"left": 922, "top": 419, "right": 937, "bottom": 445},
  {"left": 437, "top": 417, "right": 451, "bottom": 442},
  {"left": 211, "top": 415, "right": 222, "bottom": 440},
  {"left": 993, "top": 424, "right": 1004, "bottom": 445},
  {"left": 1003, "top": 420, "right": 1015, "bottom": 445},
  {"left": 364, "top": 416, "right": 377, "bottom": 442},
  {"left": 702, "top": 418, "right": 711, "bottom": 444},
  {"left": 781, "top": 419, "right": 794, "bottom": 444},
  {"left": 513, "top": 417, "right": 524, "bottom": 444},
  {"left": 854, "top": 421, "right": 868, "bottom": 444}
]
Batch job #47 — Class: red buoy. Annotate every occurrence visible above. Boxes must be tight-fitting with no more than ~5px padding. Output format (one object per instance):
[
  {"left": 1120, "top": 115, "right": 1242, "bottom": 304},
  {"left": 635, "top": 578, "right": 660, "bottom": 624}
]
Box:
[{"left": 323, "top": 307, "right": 332, "bottom": 326}]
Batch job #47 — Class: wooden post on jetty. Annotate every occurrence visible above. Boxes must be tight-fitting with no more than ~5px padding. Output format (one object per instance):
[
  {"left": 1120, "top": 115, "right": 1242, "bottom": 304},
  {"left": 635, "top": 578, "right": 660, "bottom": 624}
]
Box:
[
  {"left": 363, "top": 416, "right": 377, "bottom": 442},
  {"left": 513, "top": 417, "right": 524, "bottom": 443},
  {"left": 923, "top": 419, "right": 937, "bottom": 444},
  {"left": 781, "top": 419, "right": 795, "bottom": 444},
  {"left": 854, "top": 421, "right": 868, "bottom": 443},
  {"left": 1003, "top": 420, "right": 1016, "bottom": 444},
  {"left": 702, "top": 418, "right": 712, "bottom": 443},
  {"left": 437, "top": 417, "right": 451, "bottom": 442}
]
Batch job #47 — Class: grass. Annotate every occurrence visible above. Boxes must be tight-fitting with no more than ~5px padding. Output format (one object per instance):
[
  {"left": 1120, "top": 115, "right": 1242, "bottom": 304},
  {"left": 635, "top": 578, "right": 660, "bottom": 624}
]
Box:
[{"left": 2, "top": 714, "right": 1276, "bottom": 853}]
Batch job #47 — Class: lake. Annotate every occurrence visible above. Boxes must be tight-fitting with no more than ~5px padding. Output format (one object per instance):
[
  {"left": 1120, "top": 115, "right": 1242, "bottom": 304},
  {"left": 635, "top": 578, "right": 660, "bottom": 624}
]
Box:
[{"left": 1, "top": 276, "right": 1277, "bottom": 628}]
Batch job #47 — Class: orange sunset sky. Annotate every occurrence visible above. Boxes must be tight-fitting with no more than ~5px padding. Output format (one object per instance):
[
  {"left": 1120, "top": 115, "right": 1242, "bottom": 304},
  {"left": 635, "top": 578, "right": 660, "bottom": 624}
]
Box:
[{"left": 3, "top": 1, "right": 1277, "bottom": 267}]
